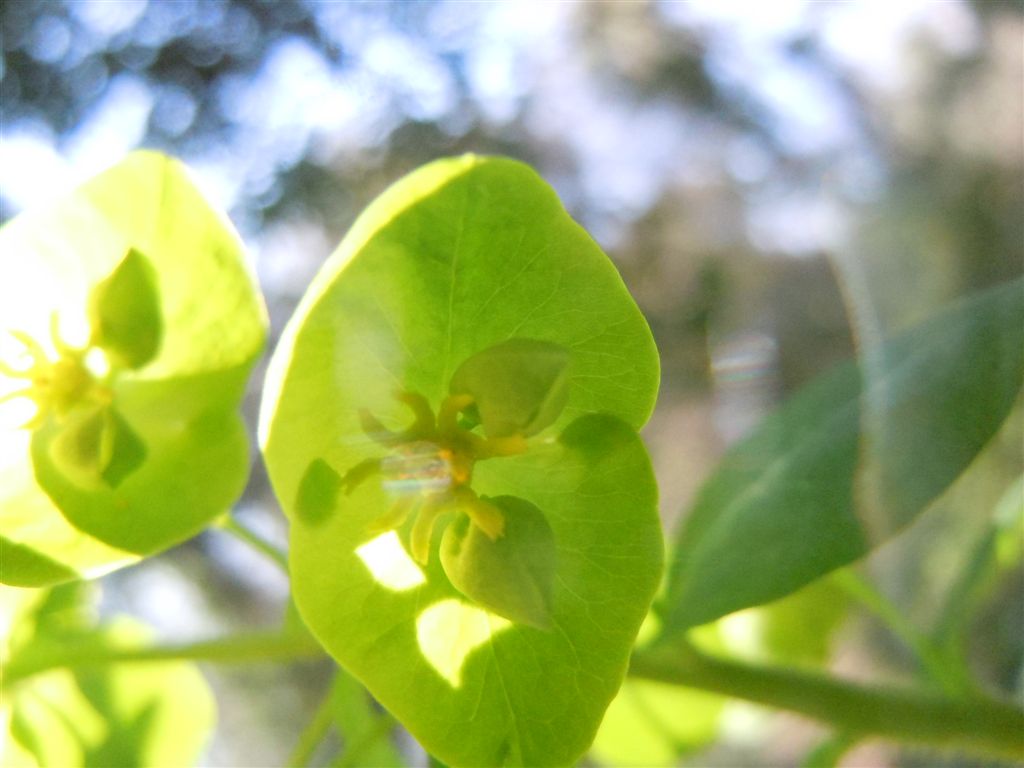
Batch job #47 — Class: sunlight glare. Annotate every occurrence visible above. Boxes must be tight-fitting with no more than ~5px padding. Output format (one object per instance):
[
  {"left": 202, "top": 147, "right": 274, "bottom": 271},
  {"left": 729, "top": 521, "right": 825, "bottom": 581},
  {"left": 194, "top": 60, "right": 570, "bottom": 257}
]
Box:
[
  {"left": 355, "top": 531, "right": 426, "bottom": 591},
  {"left": 416, "top": 598, "right": 511, "bottom": 688}
]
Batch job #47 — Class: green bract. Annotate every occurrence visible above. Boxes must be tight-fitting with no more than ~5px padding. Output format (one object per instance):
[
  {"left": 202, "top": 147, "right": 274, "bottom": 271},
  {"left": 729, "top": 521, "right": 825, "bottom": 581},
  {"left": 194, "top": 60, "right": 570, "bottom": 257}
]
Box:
[
  {"left": 88, "top": 248, "right": 163, "bottom": 370},
  {"left": 449, "top": 338, "right": 571, "bottom": 438},
  {"left": 660, "top": 277, "right": 1024, "bottom": 634},
  {"left": 261, "top": 155, "right": 663, "bottom": 766},
  {"left": 0, "top": 152, "right": 266, "bottom": 586},
  {"left": 439, "top": 496, "right": 557, "bottom": 631}
]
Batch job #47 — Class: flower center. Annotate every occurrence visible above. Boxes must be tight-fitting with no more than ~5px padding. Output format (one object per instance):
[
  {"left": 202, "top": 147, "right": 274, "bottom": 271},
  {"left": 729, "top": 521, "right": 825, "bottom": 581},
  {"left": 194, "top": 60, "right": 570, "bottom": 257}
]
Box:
[
  {"left": 342, "top": 391, "right": 529, "bottom": 564},
  {"left": 0, "top": 317, "right": 111, "bottom": 429}
]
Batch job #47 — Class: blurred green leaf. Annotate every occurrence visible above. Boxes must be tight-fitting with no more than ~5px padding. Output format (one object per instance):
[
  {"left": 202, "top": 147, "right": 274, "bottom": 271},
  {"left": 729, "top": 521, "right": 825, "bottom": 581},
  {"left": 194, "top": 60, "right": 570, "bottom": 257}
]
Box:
[
  {"left": 589, "top": 678, "right": 723, "bottom": 767},
  {"left": 661, "top": 277, "right": 1024, "bottom": 634},
  {"left": 261, "top": 156, "right": 662, "bottom": 767},
  {"left": 755, "top": 577, "right": 850, "bottom": 666},
  {"left": 1, "top": 586, "right": 215, "bottom": 768},
  {"left": 0, "top": 151, "right": 266, "bottom": 584},
  {"left": 5, "top": 623, "right": 215, "bottom": 768},
  {"left": 0, "top": 539, "right": 80, "bottom": 588},
  {"left": 590, "top": 618, "right": 724, "bottom": 767}
]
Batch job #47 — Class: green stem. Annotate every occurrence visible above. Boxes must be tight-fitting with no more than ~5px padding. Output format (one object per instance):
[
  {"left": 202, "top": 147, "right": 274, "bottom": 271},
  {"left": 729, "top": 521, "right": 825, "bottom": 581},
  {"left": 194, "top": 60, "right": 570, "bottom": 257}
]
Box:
[
  {"left": 831, "top": 569, "right": 964, "bottom": 693},
  {"left": 630, "top": 641, "right": 1024, "bottom": 760},
  {"left": 337, "top": 715, "right": 398, "bottom": 768},
  {"left": 2, "top": 629, "right": 324, "bottom": 693},
  {"left": 219, "top": 514, "right": 290, "bottom": 573},
  {"left": 286, "top": 676, "right": 338, "bottom": 768},
  {"left": 931, "top": 526, "right": 998, "bottom": 648},
  {"left": 800, "top": 733, "right": 858, "bottom": 768}
]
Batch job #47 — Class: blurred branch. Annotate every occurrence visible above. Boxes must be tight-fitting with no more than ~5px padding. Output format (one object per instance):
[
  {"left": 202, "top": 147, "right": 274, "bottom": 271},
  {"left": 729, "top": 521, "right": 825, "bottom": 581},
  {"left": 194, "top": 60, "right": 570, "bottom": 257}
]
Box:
[
  {"left": 335, "top": 713, "right": 398, "bottom": 768},
  {"left": 1, "top": 628, "right": 325, "bottom": 692},
  {"left": 800, "top": 733, "right": 858, "bottom": 768},
  {"left": 630, "top": 640, "right": 1024, "bottom": 760},
  {"left": 831, "top": 569, "right": 970, "bottom": 695},
  {"left": 286, "top": 674, "right": 338, "bottom": 767},
  {"left": 218, "top": 513, "right": 290, "bottom": 573}
]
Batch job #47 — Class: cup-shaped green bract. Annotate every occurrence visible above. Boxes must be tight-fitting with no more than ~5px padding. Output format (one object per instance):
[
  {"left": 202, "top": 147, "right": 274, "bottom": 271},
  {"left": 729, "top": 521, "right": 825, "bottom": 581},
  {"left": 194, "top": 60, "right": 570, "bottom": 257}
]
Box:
[
  {"left": 260, "top": 155, "right": 663, "bottom": 767},
  {"left": 0, "top": 152, "right": 267, "bottom": 586}
]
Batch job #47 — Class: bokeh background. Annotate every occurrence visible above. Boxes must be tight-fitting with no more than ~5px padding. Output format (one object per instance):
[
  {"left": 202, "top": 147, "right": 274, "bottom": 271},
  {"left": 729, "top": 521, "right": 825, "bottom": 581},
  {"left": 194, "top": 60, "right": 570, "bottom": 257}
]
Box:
[{"left": 2, "top": 1, "right": 1022, "bottom": 766}]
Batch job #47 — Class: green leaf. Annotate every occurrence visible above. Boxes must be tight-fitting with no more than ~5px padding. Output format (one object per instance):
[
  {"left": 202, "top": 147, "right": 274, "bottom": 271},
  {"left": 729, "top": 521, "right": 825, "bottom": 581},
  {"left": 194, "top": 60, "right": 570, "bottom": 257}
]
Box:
[
  {"left": 660, "top": 277, "right": 1024, "bottom": 634},
  {"left": 261, "top": 155, "right": 661, "bottom": 767},
  {"left": 440, "top": 496, "right": 556, "bottom": 630},
  {"left": 449, "top": 338, "right": 570, "bottom": 438},
  {"left": 88, "top": 248, "right": 162, "bottom": 369},
  {"left": 0, "top": 151, "right": 266, "bottom": 583}
]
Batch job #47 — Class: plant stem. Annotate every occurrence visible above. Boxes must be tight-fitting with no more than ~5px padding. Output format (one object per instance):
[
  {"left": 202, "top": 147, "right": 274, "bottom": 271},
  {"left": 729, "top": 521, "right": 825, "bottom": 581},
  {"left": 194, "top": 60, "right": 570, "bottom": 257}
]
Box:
[
  {"left": 336, "top": 713, "right": 397, "bottom": 768},
  {"left": 287, "top": 676, "right": 338, "bottom": 768},
  {"left": 219, "top": 514, "right": 290, "bottom": 573},
  {"left": 10, "top": 603, "right": 1022, "bottom": 761},
  {"left": 931, "top": 525, "right": 998, "bottom": 649},
  {"left": 831, "top": 569, "right": 966, "bottom": 693},
  {"left": 629, "top": 641, "right": 1024, "bottom": 760},
  {"left": 1, "top": 629, "right": 325, "bottom": 692},
  {"left": 800, "top": 733, "right": 858, "bottom": 768}
]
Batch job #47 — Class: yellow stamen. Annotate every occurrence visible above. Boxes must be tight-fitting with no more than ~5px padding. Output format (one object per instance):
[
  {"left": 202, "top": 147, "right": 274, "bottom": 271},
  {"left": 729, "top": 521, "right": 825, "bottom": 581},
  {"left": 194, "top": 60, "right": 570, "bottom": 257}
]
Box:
[
  {"left": 368, "top": 494, "right": 416, "bottom": 534},
  {"left": 456, "top": 487, "right": 506, "bottom": 541}
]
